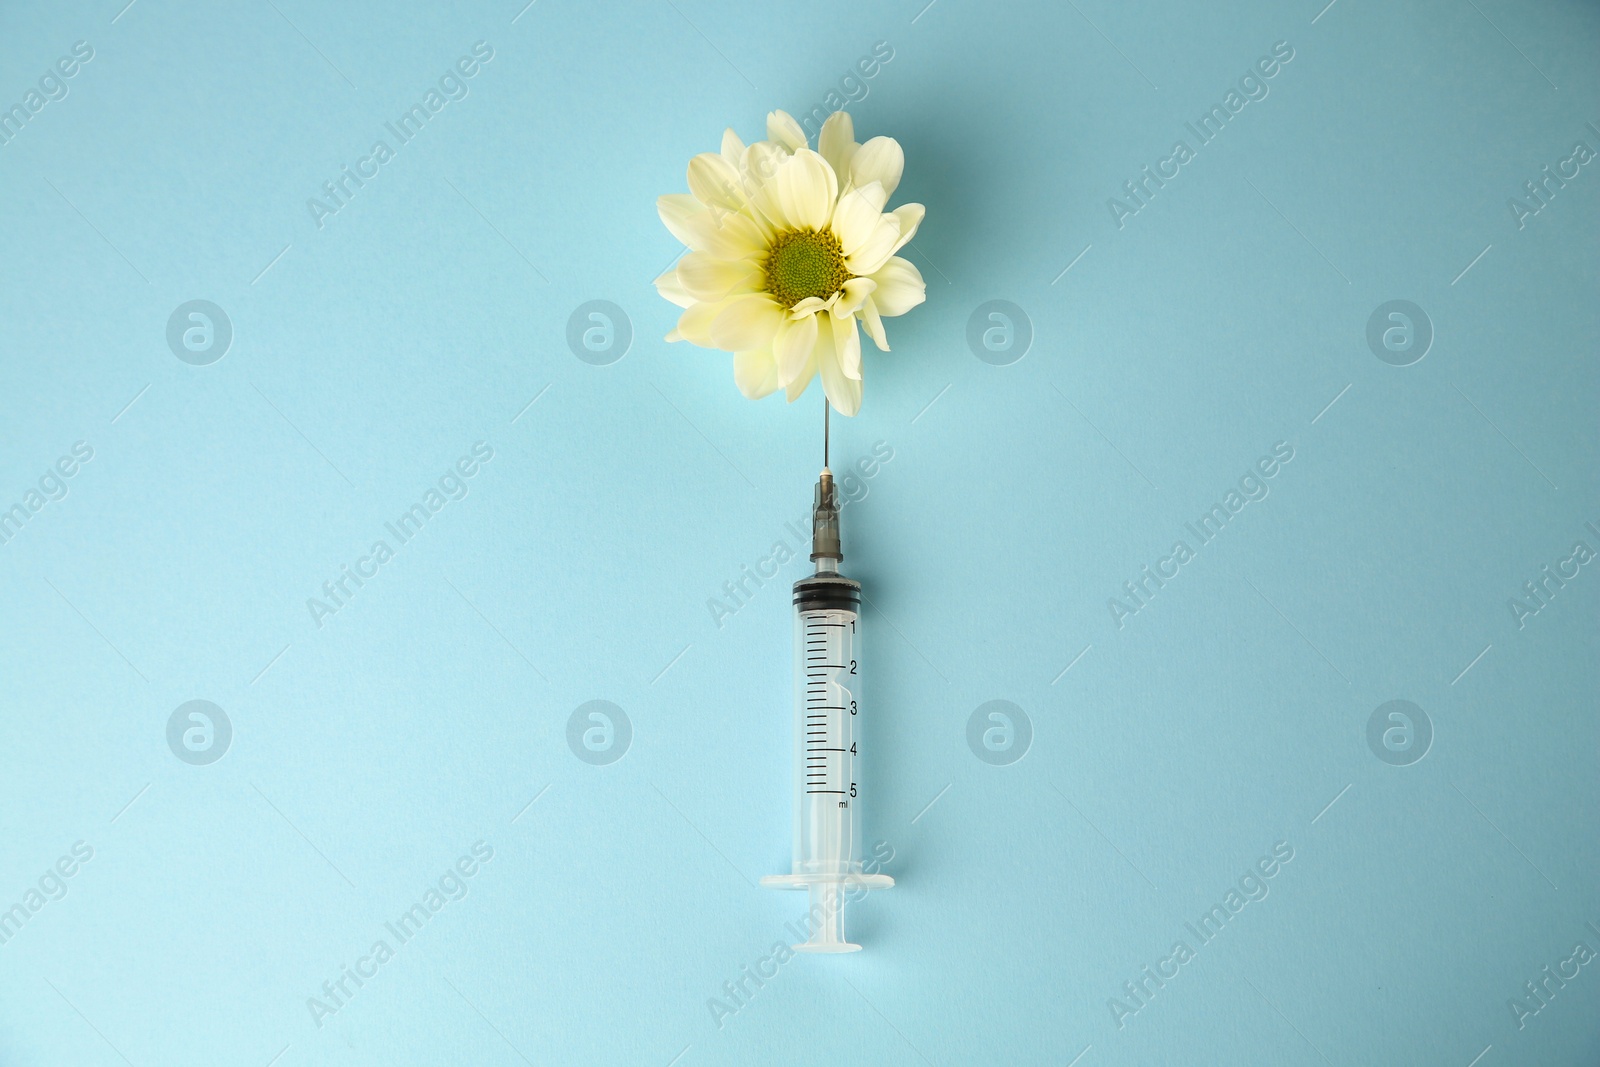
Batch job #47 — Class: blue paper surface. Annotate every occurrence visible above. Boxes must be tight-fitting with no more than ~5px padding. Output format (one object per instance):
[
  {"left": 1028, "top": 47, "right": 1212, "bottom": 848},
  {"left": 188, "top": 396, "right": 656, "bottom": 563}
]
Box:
[{"left": 1, "top": 0, "right": 1596, "bottom": 1063}]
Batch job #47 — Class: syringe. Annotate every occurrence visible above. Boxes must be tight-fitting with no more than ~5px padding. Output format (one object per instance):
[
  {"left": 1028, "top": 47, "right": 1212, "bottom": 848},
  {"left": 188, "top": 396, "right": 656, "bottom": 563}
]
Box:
[{"left": 761, "top": 459, "right": 892, "bottom": 952}]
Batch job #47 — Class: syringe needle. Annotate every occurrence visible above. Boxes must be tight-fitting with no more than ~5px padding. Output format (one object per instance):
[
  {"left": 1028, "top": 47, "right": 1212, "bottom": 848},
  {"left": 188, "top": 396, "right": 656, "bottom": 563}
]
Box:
[{"left": 823, "top": 393, "right": 830, "bottom": 471}]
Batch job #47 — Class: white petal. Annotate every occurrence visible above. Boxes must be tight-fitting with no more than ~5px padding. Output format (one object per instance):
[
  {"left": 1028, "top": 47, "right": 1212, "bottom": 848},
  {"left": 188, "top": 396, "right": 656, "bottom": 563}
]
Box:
[
  {"left": 744, "top": 142, "right": 792, "bottom": 232},
  {"left": 742, "top": 140, "right": 788, "bottom": 191},
  {"left": 835, "top": 277, "right": 876, "bottom": 319},
  {"left": 658, "top": 193, "right": 765, "bottom": 259},
  {"left": 887, "top": 203, "right": 924, "bottom": 255},
  {"left": 818, "top": 112, "right": 857, "bottom": 177},
  {"left": 733, "top": 346, "right": 780, "bottom": 398},
  {"left": 817, "top": 313, "right": 862, "bottom": 416},
  {"left": 687, "top": 152, "right": 745, "bottom": 211},
  {"left": 776, "top": 149, "right": 837, "bottom": 231},
  {"left": 854, "top": 181, "right": 889, "bottom": 212},
  {"left": 710, "top": 293, "right": 784, "bottom": 351},
  {"left": 720, "top": 127, "right": 745, "bottom": 163},
  {"left": 789, "top": 296, "right": 828, "bottom": 317},
  {"left": 785, "top": 348, "right": 818, "bottom": 402},
  {"left": 766, "top": 110, "right": 808, "bottom": 152},
  {"left": 695, "top": 209, "right": 767, "bottom": 261},
  {"left": 843, "top": 215, "right": 902, "bottom": 276},
  {"left": 867, "top": 256, "right": 925, "bottom": 317},
  {"left": 860, "top": 296, "right": 889, "bottom": 351},
  {"left": 676, "top": 252, "right": 762, "bottom": 301},
  {"left": 654, "top": 265, "right": 694, "bottom": 309},
  {"left": 835, "top": 312, "right": 863, "bottom": 381},
  {"left": 773, "top": 312, "right": 819, "bottom": 386},
  {"left": 849, "top": 136, "right": 904, "bottom": 198},
  {"left": 829, "top": 182, "right": 886, "bottom": 256},
  {"left": 657, "top": 194, "right": 707, "bottom": 248},
  {"left": 677, "top": 298, "right": 731, "bottom": 347}
]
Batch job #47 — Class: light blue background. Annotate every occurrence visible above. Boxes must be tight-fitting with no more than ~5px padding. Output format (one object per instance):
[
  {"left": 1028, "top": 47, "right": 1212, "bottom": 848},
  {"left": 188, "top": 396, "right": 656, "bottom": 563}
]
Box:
[{"left": 1, "top": 0, "right": 1596, "bottom": 1063}]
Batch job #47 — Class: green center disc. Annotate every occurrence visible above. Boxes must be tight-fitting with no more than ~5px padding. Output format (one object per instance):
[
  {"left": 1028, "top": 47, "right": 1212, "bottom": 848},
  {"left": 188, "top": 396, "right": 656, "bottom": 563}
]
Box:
[{"left": 765, "top": 229, "right": 852, "bottom": 308}]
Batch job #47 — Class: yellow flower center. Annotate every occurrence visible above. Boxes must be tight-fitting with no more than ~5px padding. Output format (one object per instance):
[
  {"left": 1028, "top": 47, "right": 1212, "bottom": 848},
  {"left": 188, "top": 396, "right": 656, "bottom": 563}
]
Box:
[{"left": 764, "top": 229, "right": 853, "bottom": 309}]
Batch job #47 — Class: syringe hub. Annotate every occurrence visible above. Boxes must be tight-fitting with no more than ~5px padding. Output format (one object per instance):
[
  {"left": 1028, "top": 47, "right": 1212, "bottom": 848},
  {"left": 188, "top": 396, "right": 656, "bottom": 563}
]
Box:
[{"left": 810, "top": 468, "right": 842, "bottom": 568}]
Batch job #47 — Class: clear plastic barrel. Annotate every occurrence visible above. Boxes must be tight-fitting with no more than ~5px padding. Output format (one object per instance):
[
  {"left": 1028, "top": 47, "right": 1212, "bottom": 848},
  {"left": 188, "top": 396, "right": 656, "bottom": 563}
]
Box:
[
  {"left": 792, "top": 603, "right": 862, "bottom": 878},
  {"left": 763, "top": 582, "right": 891, "bottom": 952}
]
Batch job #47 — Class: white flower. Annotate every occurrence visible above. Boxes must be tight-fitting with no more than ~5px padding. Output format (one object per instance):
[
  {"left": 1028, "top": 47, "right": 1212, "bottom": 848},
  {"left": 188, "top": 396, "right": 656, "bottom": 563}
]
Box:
[{"left": 654, "top": 110, "right": 926, "bottom": 416}]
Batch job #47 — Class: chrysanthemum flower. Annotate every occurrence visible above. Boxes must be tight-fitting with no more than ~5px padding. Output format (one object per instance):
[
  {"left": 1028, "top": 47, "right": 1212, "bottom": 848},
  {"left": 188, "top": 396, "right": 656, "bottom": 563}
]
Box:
[{"left": 654, "top": 110, "right": 926, "bottom": 416}]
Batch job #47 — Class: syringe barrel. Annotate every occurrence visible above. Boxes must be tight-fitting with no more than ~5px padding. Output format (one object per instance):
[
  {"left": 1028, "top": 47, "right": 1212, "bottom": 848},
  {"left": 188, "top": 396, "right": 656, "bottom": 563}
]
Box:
[{"left": 790, "top": 574, "right": 864, "bottom": 877}]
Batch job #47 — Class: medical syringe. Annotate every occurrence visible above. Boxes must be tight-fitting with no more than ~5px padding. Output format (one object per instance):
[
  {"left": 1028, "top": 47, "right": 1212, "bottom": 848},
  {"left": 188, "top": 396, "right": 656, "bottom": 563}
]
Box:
[{"left": 761, "top": 415, "right": 892, "bottom": 951}]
